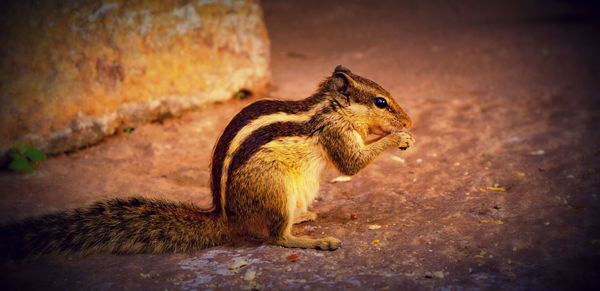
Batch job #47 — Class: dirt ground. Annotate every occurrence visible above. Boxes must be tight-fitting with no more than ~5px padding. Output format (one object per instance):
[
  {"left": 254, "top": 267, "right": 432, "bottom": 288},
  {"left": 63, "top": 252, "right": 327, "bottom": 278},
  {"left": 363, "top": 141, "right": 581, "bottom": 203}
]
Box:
[{"left": 2, "top": 0, "right": 600, "bottom": 290}]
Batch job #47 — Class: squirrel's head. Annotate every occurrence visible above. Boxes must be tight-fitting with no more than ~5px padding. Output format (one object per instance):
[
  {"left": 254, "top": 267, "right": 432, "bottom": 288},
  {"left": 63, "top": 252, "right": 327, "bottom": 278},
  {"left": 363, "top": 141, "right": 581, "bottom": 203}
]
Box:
[{"left": 324, "top": 65, "right": 412, "bottom": 137}]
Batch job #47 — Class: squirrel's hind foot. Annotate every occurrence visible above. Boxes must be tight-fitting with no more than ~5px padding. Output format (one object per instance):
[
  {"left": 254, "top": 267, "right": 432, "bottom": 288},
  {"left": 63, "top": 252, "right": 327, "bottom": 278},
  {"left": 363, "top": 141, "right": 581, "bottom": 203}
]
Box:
[{"left": 316, "top": 236, "right": 342, "bottom": 250}]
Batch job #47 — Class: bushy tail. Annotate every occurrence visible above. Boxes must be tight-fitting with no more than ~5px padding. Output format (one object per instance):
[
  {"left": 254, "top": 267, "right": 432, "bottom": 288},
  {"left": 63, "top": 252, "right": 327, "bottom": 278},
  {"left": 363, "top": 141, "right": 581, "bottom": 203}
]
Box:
[{"left": 0, "top": 197, "right": 228, "bottom": 259}]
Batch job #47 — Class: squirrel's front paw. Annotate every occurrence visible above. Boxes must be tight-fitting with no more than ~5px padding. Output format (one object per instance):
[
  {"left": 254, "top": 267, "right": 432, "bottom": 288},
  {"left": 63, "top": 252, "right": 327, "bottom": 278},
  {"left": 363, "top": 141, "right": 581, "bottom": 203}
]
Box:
[
  {"left": 391, "top": 131, "right": 415, "bottom": 150},
  {"left": 317, "top": 237, "right": 342, "bottom": 251}
]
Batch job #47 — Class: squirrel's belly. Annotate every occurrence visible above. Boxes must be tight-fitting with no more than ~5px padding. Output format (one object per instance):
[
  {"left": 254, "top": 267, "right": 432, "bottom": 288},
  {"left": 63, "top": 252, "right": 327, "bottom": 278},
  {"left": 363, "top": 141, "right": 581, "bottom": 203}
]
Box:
[
  {"left": 261, "top": 136, "right": 326, "bottom": 218},
  {"left": 288, "top": 155, "right": 325, "bottom": 217}
]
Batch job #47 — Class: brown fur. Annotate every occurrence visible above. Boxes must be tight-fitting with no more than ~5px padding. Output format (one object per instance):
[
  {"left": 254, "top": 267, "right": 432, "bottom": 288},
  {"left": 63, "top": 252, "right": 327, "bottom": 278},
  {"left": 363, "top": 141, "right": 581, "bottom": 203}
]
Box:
[
  {"left": 0, "top": 197, "right": 227, "bottom": 258},
  {"left": 0, "top": 66, "right": 414, "bottom": 258},
  {"left": 210, "top": 98, "right": 324, "bottom": 213}
]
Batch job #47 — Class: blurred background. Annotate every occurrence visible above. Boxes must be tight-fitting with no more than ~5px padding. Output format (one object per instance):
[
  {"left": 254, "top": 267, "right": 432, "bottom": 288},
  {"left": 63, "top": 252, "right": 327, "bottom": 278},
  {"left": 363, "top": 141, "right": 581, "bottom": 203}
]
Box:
[{"left": 1, "top": 0, "right": 599, "bottom": 289}]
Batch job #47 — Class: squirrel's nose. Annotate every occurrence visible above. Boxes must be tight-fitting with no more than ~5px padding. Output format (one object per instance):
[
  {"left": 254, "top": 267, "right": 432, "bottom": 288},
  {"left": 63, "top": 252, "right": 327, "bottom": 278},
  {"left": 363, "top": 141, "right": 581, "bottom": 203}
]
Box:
[{"left": 400, "top": 117, "right": 412, "bottom": 129}]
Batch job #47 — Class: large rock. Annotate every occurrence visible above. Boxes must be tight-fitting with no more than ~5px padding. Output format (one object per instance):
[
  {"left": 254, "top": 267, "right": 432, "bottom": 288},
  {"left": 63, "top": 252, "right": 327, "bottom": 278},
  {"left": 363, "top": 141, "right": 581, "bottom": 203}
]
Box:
[{"left": 0, "top": 0, "right": 270, "bottom": 158}]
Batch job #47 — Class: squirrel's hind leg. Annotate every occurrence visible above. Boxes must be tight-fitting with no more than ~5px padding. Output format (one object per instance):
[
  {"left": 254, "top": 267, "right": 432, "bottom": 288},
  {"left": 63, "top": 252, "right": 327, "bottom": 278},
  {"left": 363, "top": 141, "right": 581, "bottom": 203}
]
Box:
[
  {"left": 276, "top": 234, "right": 341, "bottom": 251},
  {"left": 293, "top": 211, "right": 317, "bottom": 224},
  {"left": 270, "top": 210, "right": 340, "bottom": 251}
]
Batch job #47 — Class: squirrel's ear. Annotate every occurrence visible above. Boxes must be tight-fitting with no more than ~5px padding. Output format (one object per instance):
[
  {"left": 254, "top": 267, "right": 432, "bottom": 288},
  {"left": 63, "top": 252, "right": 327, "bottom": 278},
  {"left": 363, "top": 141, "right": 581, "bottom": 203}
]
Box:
[
  {"left": 331, "top": 70, "right": 356, "bottom": 103},
  {"left": 333, "top": 65, "right": 352, "bottom": 74}
]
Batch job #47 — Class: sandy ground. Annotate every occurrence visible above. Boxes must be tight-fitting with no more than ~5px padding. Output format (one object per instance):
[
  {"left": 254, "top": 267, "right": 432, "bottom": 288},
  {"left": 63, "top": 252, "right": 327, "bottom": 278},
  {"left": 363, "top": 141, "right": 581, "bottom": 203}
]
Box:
[{"left": 2, "top": 0, "right": 600, "bottom": 290}]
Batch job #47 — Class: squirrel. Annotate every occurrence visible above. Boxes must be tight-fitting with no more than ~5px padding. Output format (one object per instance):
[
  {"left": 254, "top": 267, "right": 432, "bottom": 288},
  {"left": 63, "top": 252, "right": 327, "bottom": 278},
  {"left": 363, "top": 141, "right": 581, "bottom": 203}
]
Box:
[{"left": 0, "top": 65, "right": 414, "bottom": 258}]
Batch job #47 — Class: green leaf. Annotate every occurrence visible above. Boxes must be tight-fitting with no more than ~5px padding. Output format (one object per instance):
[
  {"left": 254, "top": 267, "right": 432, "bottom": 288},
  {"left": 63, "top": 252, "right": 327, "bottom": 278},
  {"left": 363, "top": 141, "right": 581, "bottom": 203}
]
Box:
[
  {"left": 123, "top": 128, "right": 135, "bottom": 134},
  {"left": 25, "top": 146, "right": 47, "bottom": 162},
  {"left": 233, "top": 90, "right": 251, "bottom": 100},
  {"left": 16, "top": 144, "right": 27, "bottom": 155},
  {"left": 8, "top": 149, "right": 22, "bottom": 159},
  {"left": 9, "top": 156, "right": 33, "bottom": 173}
]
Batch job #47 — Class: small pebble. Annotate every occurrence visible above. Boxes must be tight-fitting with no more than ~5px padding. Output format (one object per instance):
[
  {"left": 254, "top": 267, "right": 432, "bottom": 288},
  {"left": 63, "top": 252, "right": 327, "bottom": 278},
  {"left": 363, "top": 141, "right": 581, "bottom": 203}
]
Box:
[
  {"left": 228, "top": 259, "right": 249, "bottom": 270},
  {"left": 432, "top": 271, "right": 444, "bottom": 278},
  {"left": 390, "top": 155, "right": 405, "bottom": 163},
  {"left": 330, "top": 175, "right": 352, "bottom": 183},
  {"left": 508, "top": 136, "right": 522, "bottom": 142},
  {"left": 243, "top": 269, "right": 256, "bottom": 281}
]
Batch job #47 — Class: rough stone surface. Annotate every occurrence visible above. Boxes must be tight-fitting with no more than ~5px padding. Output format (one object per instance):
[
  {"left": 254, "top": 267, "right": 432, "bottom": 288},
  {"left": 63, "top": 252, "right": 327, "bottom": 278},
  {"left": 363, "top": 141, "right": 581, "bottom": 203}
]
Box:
[
  {"left": 0, "top": 0, "right": 270, "bottom": 157},
  {"left": 1, "top": 0, "right": 600, "bottom": 290}
]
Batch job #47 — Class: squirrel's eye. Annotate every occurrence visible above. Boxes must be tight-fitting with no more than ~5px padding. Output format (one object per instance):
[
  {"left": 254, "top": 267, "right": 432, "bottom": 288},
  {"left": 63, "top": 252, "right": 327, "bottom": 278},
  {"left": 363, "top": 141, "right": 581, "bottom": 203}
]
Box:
[{"left": 374, "top": 97, "right": 388, "bottom": 108}]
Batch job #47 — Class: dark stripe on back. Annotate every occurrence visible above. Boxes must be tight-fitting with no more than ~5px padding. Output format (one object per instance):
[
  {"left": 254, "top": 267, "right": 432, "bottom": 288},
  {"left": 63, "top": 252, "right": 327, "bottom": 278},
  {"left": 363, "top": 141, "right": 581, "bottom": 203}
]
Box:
[
  {"left": 226, "top": 111, "right": 327, "bottom": 191},
  {"left": 210, "top": 96, "right": 324, "bottom": 213}
]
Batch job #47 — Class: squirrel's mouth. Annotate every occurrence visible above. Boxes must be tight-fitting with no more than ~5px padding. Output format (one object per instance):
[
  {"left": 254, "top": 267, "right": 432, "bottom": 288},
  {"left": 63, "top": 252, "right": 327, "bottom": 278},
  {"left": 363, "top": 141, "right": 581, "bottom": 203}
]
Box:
[
  {"left": 369, "top": 126, "right": 393, "bottom": 137},
  {"left": 366, "top": 126, "right": 392, "bottom": 144}
]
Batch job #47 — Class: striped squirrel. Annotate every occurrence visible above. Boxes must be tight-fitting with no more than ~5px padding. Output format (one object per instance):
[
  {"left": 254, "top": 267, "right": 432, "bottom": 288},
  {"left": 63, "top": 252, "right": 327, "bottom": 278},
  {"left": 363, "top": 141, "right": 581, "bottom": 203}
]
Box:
[{"left": 0, "top": 65, "right": 414, "bottom": 258}]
